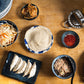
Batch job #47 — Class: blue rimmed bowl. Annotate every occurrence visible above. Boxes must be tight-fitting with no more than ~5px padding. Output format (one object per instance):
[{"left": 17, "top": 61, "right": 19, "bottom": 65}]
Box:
[
  {"left": 21, "top": 4, "right": 39, "bottom": 20},
  {"left": 62, "top": 31, "right": 80, "bottom": 48},
  {"left": 52, "top": 55, "right": 76, "bottom": 79},
  {"left": 0, "top": 20, "right": 18, "bottom": 47},
  {"left": 24, "top": 25, "right": 53, "bottom": 54}
]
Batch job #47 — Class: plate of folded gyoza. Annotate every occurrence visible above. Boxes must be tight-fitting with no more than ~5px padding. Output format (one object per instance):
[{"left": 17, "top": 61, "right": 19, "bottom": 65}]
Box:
[{"left": 2, "top": 51, "right": 42, "bottom": 84}]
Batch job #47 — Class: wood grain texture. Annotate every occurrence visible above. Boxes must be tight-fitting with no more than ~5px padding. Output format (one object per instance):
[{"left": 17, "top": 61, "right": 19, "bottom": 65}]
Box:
[{"left": 0, "top": 0, "right": 84, "bottom": 84}]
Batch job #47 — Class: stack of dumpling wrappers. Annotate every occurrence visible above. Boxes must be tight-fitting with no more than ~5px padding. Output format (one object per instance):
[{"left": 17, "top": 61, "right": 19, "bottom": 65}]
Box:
[
  {"left": 0, "top": 0, "right": 13, "bottom": 19},
  {"left": 10, "top": 54, "right": 37, "bottom": 78}
]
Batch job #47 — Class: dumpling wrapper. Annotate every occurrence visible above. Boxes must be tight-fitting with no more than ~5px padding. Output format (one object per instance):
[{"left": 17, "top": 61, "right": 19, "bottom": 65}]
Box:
[
  {"left": 13, "top": 58, "right": 23, "bottom": 72},
  {"left": 25, "top": 26, "right": 52, "bottom": 52},
  {"left": 28, "top": 62, "right": 36, "bottom": 78},
  {"left": 10, "top": 54, "right": 19, "bottom": 71},
  {"left": 23, "top": 60, "right": 32, "bottom": 77},
  {"left": 16, "top": 61, "right": 27, "bottom": 74}
]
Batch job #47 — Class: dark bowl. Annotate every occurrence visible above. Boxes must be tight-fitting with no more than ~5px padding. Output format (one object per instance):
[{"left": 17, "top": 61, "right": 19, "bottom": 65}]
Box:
[
  {"left": 62, "top": 31, "right": 79, "bottom": 48},
  {"left": 21, "top": 4, "right": 39, "bottom": 20},
  {"left": 52, "top": 55, "right": 76, "bottom": 79},
  {"left": 0, "top": 20, "right": 18, "bottom": 47}
]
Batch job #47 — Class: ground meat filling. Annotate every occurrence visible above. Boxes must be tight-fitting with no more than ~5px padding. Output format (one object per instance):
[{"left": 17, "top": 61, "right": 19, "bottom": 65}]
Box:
[{"left": 54, "top": 57, "right": 72, "bottom": 77}]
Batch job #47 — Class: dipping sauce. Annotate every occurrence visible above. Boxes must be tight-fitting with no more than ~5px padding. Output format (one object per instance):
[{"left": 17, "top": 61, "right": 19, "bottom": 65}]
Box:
[{"left": 64, "top": 34, "right": 76, "bottom": 47}]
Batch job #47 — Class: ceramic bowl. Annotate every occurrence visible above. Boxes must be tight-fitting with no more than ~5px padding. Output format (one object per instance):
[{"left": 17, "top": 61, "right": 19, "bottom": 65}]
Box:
[
  {"left": 0, "top": 0, "right": 13, "bottom": 19},
  {"left": 0, "top": 20, "right": 18, "bottom": 47},
  {"left": 21, "top": 4, "right": 39, "bottom": 20},
  {"left": 24, "top": 25, "right": 53, "bottom": 54},
  {"left": 52, "top": 55, "right": 76, "bottom": 79},
  {"left": 62, "top": 31, "right": 79, "bottom": 48}
]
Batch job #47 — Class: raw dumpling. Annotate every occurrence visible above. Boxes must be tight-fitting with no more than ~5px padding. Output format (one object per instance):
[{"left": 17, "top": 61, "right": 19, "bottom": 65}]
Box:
[
  {"left": 13, "top": 58, "right": 23, "bottom": 72},
  {"left": 16, "top": 61, "right": 27, "bottom": 74},
  {"left": 10, "top": 54, "right": 19, "bottom": 71},
  {"left": 28, "top": 62, "right": 36, "bottom": 78},
  {"left": 23, "top": 60, "right": 32, "bottom": 77}
]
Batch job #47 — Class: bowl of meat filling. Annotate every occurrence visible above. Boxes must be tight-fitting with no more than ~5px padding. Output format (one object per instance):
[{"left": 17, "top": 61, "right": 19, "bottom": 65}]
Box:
[
  {"left": 21, "top": 3, "right": 39, "bottom": 20},
  {"left": 0, "top": 20, "right": 18, "bottom": 47},
  {"left": 52, "top": 55, "right": 76, "bottom": 79}
]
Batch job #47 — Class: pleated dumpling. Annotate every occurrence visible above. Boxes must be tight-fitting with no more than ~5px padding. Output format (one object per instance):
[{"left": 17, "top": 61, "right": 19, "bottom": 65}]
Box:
[
  {"left": 23, "top": 60, "right": 32, "bottom": 77},
  {"left": 13, "top": 58, "right": 23, "bottom": 72},
  {"left": 16, "top": 61, "right": 27, "bottom": 74},
  {"left": 28, "top": 62, "right": 37, "bottom": 78},
  {"left": 10, "top": 54, "right": 19, "bottom": 71}
]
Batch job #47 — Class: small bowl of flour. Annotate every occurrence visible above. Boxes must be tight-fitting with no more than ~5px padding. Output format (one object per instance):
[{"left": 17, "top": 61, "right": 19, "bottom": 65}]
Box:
[{"left": 24, "top": 25, "right": 53, "bottom": 54}]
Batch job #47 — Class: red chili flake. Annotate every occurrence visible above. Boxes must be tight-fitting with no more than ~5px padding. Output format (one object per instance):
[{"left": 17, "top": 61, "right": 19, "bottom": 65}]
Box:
[{"left": 64, "top": 34, "right": 76, "bottom": 47}]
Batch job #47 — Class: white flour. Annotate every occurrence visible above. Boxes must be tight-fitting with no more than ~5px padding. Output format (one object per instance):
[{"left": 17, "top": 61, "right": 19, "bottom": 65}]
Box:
[{"left": 25, "top": 26, "right": 52, "bottom": 52}]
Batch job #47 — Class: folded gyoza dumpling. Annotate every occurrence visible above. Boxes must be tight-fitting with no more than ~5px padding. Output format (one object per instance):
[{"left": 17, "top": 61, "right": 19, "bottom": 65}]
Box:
[
  {"left": 28, "top": 62, "right": 36, "bottom": 78},
  {"left": 13, "top": 58, "right": 23, "bottom": 72},
  {"left": 23, "top": 60, "right": 32, "bottom": 77},
  {"left": 10, "top": 54, "right": 19, "bottom": 71},
  {"left": 16, "top": 61, "right": 27, "bottom": 74}
]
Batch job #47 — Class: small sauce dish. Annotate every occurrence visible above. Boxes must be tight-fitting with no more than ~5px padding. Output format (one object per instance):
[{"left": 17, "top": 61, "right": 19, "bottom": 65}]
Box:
[
  {"left": 61, "top": 31, "right": 79, "bottom": 48},
  {"left": 21, "top": 3, "right": 39, "bottom": 20}
]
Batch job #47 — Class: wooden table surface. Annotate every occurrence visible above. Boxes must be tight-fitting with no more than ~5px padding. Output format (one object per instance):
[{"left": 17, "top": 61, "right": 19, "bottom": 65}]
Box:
[{"left": 0, "top": 0, "right": 84, "bottom": 84}]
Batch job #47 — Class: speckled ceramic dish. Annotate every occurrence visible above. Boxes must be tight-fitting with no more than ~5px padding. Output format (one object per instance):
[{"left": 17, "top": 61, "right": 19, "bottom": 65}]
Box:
[
  {"left": 61, "top": 31, "right": 79, "bottom": 48},
  {"left": 52, "top": 55, "right": 76, "bottom": 79},
  {"left": 21, "top": 4, "right": 39, "bottom": 20}
]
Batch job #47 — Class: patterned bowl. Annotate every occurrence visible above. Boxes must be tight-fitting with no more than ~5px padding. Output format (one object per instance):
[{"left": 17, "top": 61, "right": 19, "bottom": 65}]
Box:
[{"left": 24, "top": 25, "right": 53, "bottom": 54}]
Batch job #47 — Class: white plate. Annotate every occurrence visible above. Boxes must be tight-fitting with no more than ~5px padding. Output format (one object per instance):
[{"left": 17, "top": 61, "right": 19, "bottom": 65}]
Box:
[
  {"left": 0, "top": 5, "right": 12, "bottom": 19},
  {"left": 0, "top": 0, "right": 12, "bottom": 15},
  {"left": 0, "top": 0, "right": 13, "bottom": 15},
  {"left": 0, "top": 1, "right": 13, "bottom": 19}
]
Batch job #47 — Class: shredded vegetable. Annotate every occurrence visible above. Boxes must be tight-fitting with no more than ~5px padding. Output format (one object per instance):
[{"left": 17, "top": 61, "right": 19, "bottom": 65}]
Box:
[{"left": 0, "top": 23, "right": 17, "bottom": 47}]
